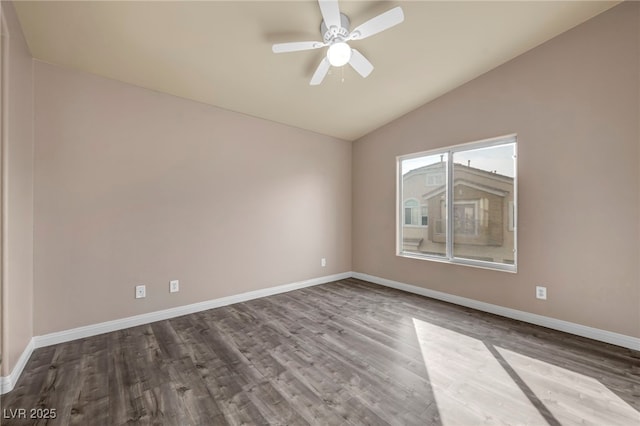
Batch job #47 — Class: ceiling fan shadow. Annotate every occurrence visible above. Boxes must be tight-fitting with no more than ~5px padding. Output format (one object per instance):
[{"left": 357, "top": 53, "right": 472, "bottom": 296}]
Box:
[{"left": 264, "top": 31, "right": 320, "bottom": 45}]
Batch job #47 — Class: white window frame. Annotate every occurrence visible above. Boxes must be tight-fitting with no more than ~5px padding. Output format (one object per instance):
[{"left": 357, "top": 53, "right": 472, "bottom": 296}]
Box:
[{"left": 397, "top": 134, "right": 517, "bottom": 273}]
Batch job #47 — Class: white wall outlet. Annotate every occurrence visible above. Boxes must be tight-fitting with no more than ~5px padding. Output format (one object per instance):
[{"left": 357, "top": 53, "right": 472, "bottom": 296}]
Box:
[
  {"left": 170, "top": 280, "right": 179, "bottom": 293},
  {"left": 135, "top": 285, "right": 146, "bottom": 299},
  {"left": 321, "top": 258, "right": 326, "bottom": 267},
  {"left": 536, "top": 286, "right": 547, "bottom": 300}
]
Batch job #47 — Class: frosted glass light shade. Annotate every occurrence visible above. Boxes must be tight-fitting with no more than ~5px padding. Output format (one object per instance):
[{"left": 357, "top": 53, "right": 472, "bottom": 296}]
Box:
[{"left": 327, "top": 42, "right": 352, "bottom": 67}]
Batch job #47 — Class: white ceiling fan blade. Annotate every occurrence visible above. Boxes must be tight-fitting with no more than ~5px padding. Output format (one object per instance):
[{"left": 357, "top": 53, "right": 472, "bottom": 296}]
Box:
[
  {"left": 310, "top": 57, "right": 331, "bottom": 86},
  {"left": 318, "top": 0, "right": 341, "bottom": 29},
  {"left": 348, "top": 7, "right": 404, "bottom": 41},
  {"left": 272, "top": 41, "right": 326, "bottom": 53},
  {"left": 349, "top": 49, "right": 374, "bottom": 78}
]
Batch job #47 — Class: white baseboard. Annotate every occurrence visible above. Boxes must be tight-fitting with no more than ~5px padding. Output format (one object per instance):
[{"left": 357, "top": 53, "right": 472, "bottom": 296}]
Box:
[
  {"left": 0, "top": 271, "right": 350, "bottom": 394},
  {"left": 0, "top": 338, "right": 35, "bottom": 395},
  {"left": 352, "top": 272, "right": 640, "bottom": 351},
  {"left": 2, "top": 270, "right": 637, "bottom": 395},
  {"left": 34, "top": 272, "right": 352, "bottom": 349}
]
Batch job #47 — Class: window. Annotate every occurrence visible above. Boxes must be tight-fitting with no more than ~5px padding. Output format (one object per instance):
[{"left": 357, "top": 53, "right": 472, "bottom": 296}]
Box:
[
  {"left": 404, "top": 199, "right": 420, "bottom": 225},
  {"left": 398, "top": 135, "right": 517, "bottom": 272},
  {"left": 426, "top": 174, "right": 444, "bottom": 186},
  {"left": 454, "top": 201, "right": 478, "bottom": 235}
]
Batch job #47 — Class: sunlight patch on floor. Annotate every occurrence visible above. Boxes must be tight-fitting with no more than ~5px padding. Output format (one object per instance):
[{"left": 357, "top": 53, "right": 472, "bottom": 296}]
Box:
[
  {"left": 497, "top": 347, "right": 640, "bottom": 426},
  {"left": 412, "top": 318, "right": 640, "bottom": 426},
  {"left": 412, "top": 318, "right": 547, "bottom": 425}
]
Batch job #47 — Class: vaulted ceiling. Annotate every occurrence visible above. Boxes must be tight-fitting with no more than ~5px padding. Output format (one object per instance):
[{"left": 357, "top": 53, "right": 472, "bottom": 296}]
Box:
[{"left": 14, "top": 1, "right": 618, "bottom": 140}]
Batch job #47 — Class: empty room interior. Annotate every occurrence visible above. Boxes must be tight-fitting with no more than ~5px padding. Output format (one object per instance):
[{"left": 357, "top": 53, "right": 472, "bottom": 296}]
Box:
[{"left": 0, "top": 0, "right": 639, "bottom": 425}]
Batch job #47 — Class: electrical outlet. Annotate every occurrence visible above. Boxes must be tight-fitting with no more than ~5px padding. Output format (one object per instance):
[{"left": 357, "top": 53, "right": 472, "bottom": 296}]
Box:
[
  {"left": 135, "top": 285, "right": 146, "bottom": 299},
  {"left": 170, "top": 280, "right": 179, "bottom": 293},
  {"left": 321, "top": 258, "right": 326, "bottom": 267},
  {"left": 536, "top": 286, "right": 547, "bottom": 300}
]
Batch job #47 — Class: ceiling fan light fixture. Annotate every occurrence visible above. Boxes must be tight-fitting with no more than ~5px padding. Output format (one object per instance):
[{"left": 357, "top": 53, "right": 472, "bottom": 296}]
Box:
[
  {"left": 272, "top": 1, "right": 405, "bottom": 85},
  {"left": 327, "top": 42, "right": 351, "bottom": 67}
]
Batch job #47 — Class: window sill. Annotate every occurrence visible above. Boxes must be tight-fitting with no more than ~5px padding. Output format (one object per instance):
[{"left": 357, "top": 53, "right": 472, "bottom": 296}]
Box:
[{"left": 397, "top": 251, "right": 517, "bottom": 273}]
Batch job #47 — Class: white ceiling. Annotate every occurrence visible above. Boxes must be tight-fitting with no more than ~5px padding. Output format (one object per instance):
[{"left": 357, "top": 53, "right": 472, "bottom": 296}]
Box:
[{"left": 14, "top": 1, "right": 619, "bottom": 141}]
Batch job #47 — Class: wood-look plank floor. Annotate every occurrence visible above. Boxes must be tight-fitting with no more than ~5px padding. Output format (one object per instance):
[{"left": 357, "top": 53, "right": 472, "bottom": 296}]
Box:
[{"left": 1, "top": 278, "right": 639, "bottom": 425}]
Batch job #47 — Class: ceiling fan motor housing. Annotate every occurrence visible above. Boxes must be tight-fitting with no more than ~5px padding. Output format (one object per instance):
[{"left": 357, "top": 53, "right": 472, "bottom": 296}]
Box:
[{"left": 321, "top": 13, "right": 350, "bottom": 43}]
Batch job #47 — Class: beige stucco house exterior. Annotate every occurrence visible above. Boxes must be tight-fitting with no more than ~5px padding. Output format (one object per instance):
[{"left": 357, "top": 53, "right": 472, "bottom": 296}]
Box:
[{"left": 402, "top": 162, "right": 515, "bottom": 264}]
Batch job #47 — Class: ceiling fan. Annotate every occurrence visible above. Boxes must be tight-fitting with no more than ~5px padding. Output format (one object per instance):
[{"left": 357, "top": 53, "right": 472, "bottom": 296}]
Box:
[{"left": 272, "top": 0, "right": 404, "bottom": 85}]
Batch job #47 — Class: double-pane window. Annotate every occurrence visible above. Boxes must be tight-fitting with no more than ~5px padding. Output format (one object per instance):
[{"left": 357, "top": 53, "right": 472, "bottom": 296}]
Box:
[{"left": 398, "top": 135, "right": 517, "bottom": 272}]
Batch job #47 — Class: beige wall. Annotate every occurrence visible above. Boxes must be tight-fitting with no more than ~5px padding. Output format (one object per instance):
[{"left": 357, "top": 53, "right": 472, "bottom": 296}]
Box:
[
  {"left": 5, "top": 0, "right": 638, "bottom": 355},
  {"left": 33, "top": 62, "right": 351, "bottom": 335},
  {"left": 1, "top": 1, "right": 34, "bottom": 376},
  {"left": 353, "top": 2, "right": 639, "bottom": 337}
]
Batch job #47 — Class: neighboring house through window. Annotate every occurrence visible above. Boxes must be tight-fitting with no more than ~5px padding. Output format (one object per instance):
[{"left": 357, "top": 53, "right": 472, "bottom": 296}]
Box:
[{"left": 398, "top": 135, "right": 517, "bottom": 272}]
